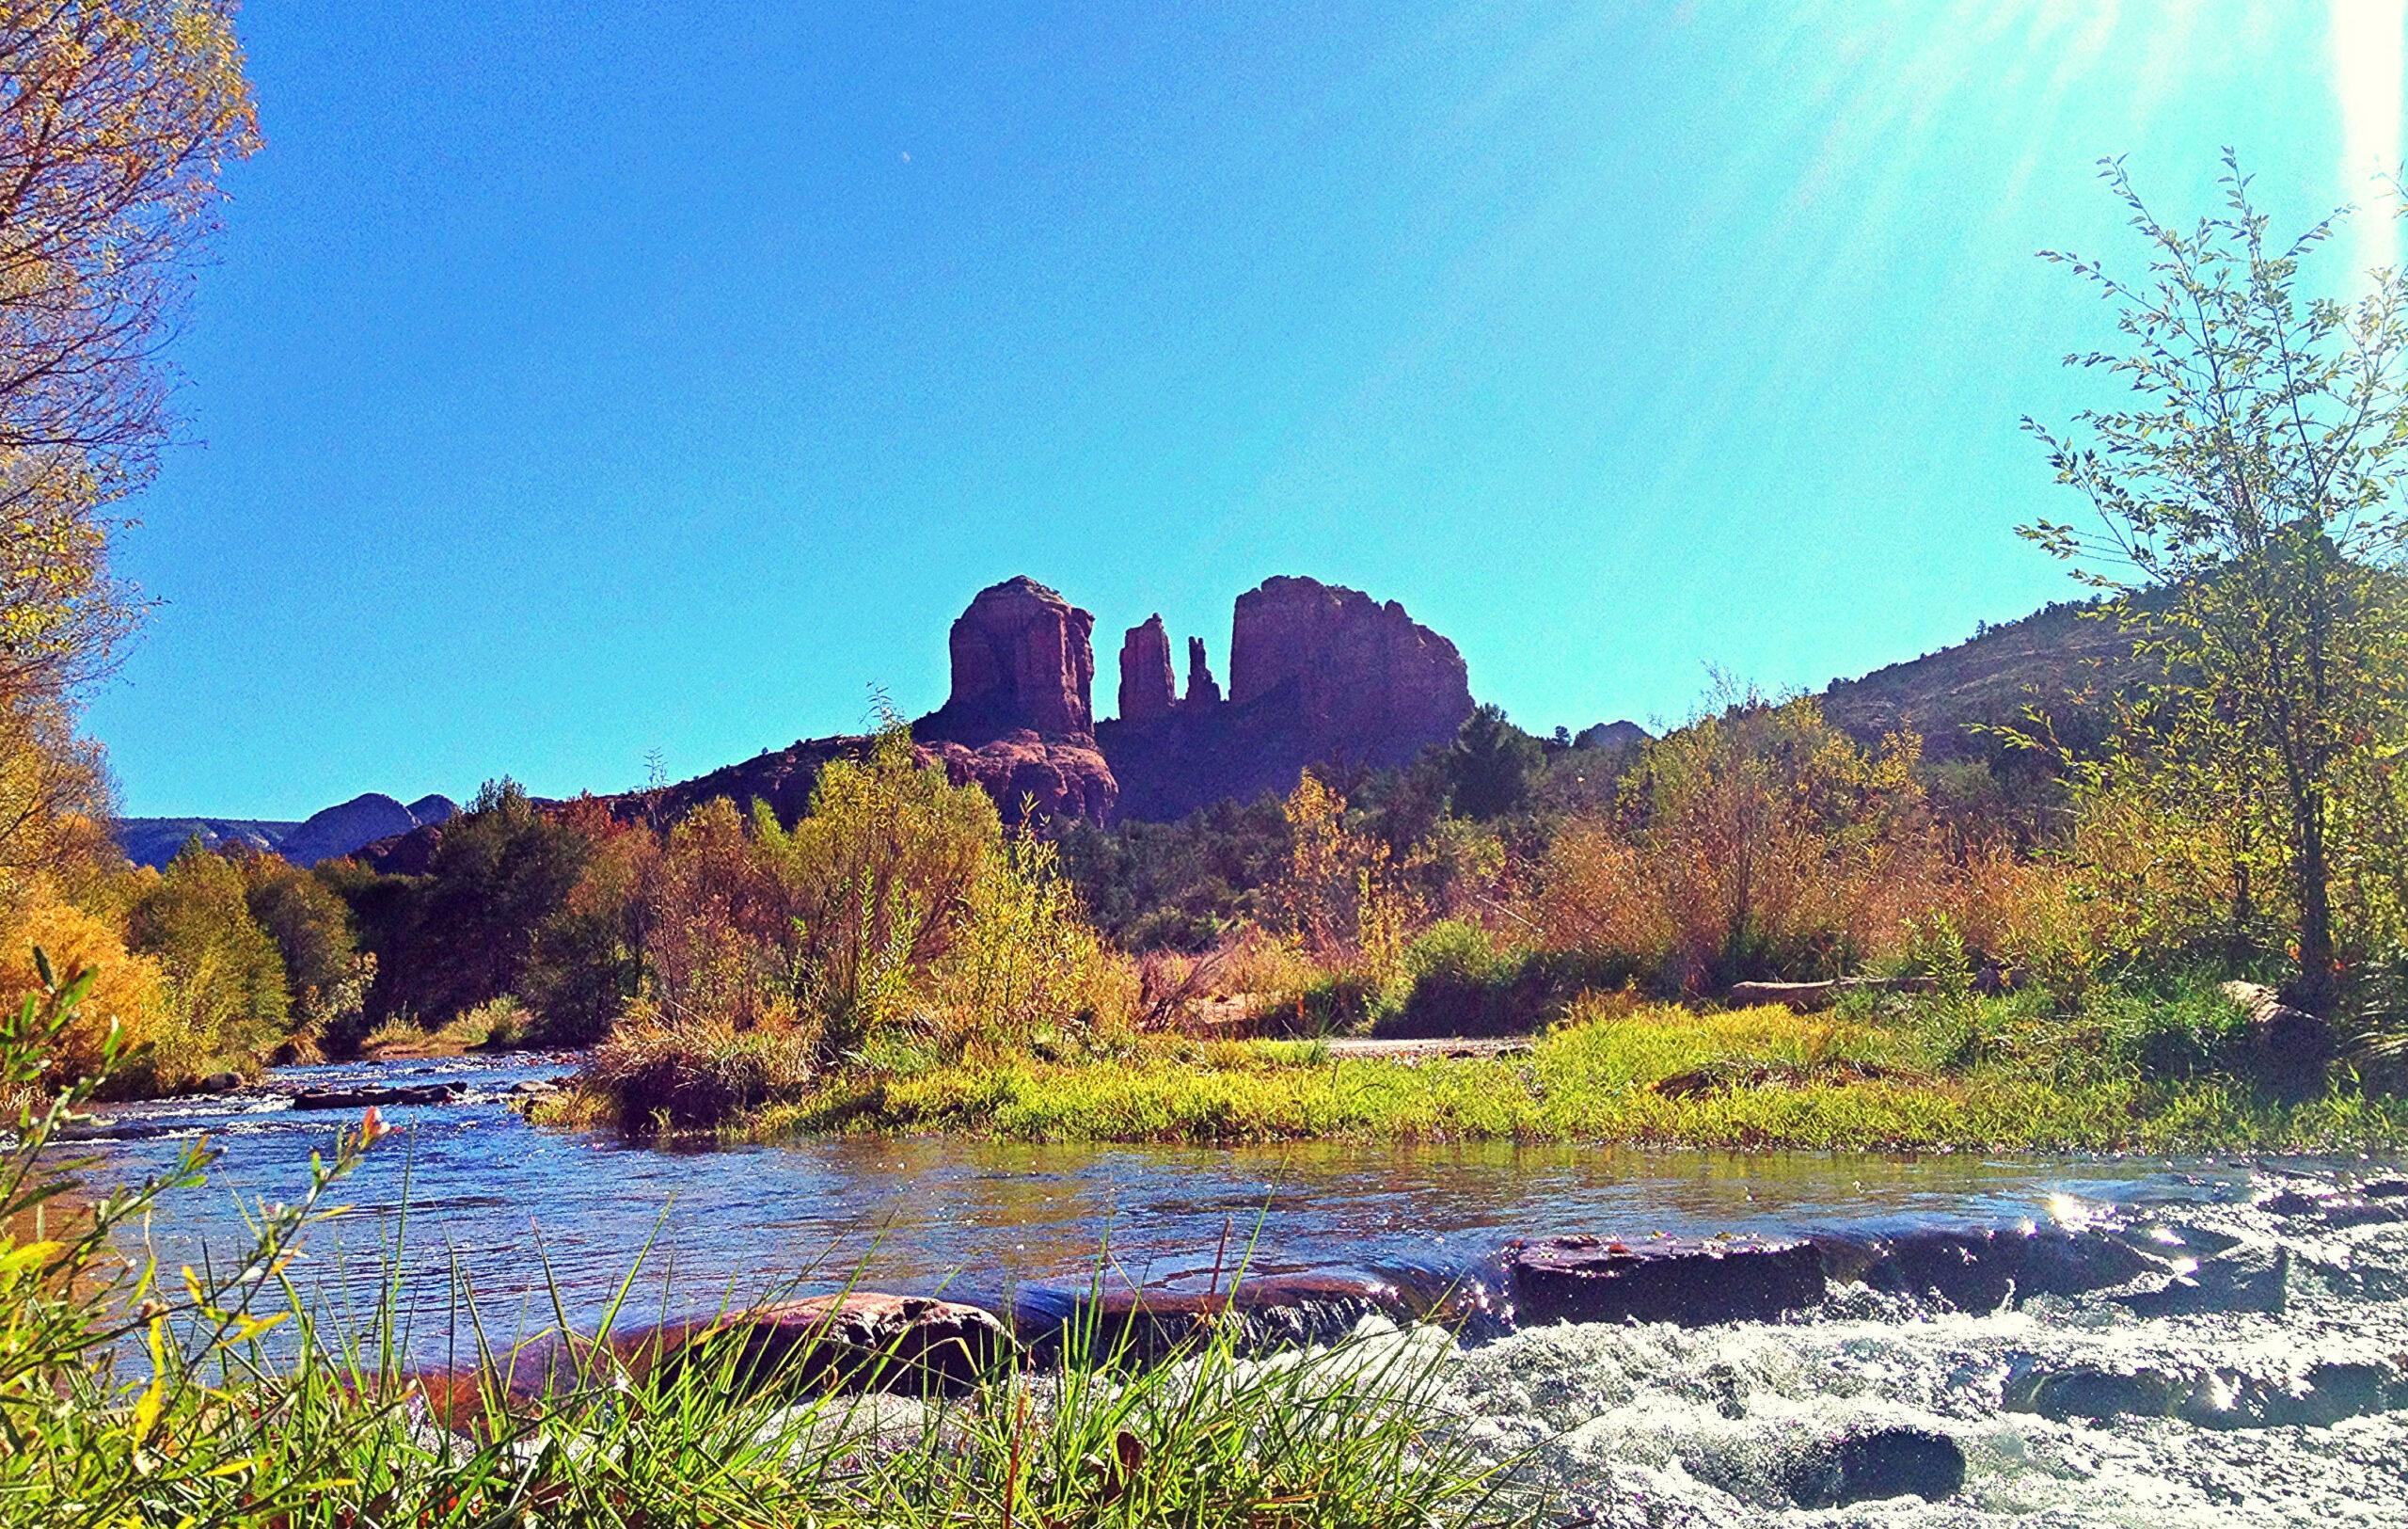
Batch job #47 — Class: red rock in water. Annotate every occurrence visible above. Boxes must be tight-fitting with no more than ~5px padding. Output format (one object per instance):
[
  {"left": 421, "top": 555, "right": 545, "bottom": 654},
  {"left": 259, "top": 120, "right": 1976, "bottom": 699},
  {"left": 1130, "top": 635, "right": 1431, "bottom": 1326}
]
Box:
[
  {"left": 407, "top": 1294, "right": 1016, "bottom": 1434},
  {"left": 1507, "top": 1234, "right": 1827, "bottom": 1327},
  {"left": 612, "top": 1292, "right": 1015, "bottom": 1397},
  {"left": 1118, "top": 614, "right": 1177, "bottom": 723},
  {"left": 920, "top": 576, "right": 1096, "bottom": 742}
]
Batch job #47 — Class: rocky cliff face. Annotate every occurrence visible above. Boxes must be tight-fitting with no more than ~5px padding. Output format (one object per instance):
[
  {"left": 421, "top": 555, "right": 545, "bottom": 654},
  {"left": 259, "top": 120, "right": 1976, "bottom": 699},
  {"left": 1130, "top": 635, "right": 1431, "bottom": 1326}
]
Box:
[
  {"left": 1098, "top": 576, "right": 1475, "bottom": 821},
  {"left": 917, "top": 577, "right": 1097, "bottom": 743},
  {"left": 1228, "top": 576, "right": 1472, "bottom": 767},
  {"left": 1117, "top": 615, "right": 1176, "bottom": 725},
  {"left": 908, "top": 576, "right": 1117, "bottom": 821},
  {"left": 365, "top": 572, "right": 1470, "bottom": 851}
]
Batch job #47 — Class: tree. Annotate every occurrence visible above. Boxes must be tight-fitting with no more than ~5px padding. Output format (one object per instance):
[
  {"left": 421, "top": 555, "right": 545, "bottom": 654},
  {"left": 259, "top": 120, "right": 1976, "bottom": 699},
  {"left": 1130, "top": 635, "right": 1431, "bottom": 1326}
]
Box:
[
  {"left": 0, "top": 1, "right": 260, "bottom": 705},
  {"left": 1445, "top": 704, "right": 1544, "bottom": 820},
  {"left": 2023, "top": 153, "right": 2408, "bottom": 1010},
  {"left": 125, "top": 840, "right": 288, "bottom": 1072},
  {"left": 355, "top": 780, "right": 594, "bottom": 1027}
]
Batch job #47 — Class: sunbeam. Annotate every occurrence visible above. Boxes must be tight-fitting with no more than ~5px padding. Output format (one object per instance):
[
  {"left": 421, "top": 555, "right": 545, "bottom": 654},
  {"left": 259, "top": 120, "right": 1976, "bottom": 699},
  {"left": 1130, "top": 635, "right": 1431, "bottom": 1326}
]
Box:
[{"left": 2333, "top": 0, "right": 2404, "bottom": 281}]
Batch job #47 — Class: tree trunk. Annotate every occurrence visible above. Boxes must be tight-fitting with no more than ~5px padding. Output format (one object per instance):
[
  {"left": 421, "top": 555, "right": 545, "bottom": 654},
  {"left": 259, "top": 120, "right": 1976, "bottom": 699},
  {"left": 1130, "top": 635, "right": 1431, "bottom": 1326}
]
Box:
[{"left": 2293, "top": 803, "right": 2336, "bottom": 1013}]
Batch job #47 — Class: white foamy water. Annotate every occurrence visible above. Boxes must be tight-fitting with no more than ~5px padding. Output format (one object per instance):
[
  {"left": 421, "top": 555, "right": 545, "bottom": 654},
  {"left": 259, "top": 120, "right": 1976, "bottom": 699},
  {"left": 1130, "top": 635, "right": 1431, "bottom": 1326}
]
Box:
[{"left": 1425, "top": 1181, "right": 2408, "bottom": 1526}]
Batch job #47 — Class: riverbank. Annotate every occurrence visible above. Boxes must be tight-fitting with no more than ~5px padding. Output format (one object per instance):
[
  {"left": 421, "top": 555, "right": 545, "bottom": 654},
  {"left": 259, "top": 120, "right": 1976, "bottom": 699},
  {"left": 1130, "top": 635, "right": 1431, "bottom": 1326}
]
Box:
[{"left": 531, "top": 992, "right": 2408, "bottom": 1152}]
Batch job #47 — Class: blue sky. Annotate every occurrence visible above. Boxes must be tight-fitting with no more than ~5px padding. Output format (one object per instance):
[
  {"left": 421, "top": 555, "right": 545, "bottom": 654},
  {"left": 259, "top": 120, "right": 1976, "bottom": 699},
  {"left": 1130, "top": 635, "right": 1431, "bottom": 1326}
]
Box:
[{"left": 93, "top": 0, "right": 2402, "bottom": 818}]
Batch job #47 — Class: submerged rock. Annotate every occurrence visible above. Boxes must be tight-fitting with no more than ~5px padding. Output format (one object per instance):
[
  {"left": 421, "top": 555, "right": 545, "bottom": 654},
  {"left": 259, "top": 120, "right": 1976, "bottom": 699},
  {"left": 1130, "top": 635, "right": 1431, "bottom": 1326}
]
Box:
[
  {"left": 408, "top": 1294, "right": 1014, "bottom": 1437},
  {"left": 2004, "top": 1357, "right": 2408, "bottom": 1430},
  {"left": 1014, "top": 1274, "right": 1419, "bottom": 1363},
  {"left": 289, "top": 1082, "right": 463, "bottom": 1110},
  {"left": 2117, "top": 1241, "right": 2288, "bottom": 1317},
  {"left": 614, "top": 1293, "right": 1015, "bottom": 1398},
  {"left": 1507, "top": 1234, "right": 1826, "bottom": 1328},
  {"left": 1823, "top": 1224, "right": 2170, "bottom": 1313},
  {"left": 1782, "top": 1426, "right": 1966, "bottom": 1507}
]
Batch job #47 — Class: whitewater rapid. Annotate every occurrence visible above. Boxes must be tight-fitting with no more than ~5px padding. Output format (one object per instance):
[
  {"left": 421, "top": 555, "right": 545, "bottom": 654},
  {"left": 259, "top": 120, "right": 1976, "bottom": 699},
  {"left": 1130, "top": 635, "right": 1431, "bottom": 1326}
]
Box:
[{"left": 1434, "top": 1171, "right": 2408, "bottom": 1525}]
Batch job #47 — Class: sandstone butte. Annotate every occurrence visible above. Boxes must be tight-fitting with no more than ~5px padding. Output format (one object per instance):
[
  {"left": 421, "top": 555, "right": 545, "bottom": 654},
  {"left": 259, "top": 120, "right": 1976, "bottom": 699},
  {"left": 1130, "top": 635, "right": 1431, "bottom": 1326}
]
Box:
[{"left": 353, "top": 572, "right": 1479, "bottom": 870}]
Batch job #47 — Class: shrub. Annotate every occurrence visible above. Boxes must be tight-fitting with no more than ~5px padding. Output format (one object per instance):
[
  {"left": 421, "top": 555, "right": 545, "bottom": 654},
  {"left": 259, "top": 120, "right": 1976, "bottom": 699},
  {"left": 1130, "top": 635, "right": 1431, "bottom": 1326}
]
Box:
[
  {"left": 586, "top": 1009, "right": 817, "bottom": 1130},
  {"left": 0, "top": 888, "right": 169, "bottom": 1100},
  {"left": 1374, "top": 932, "right": 1645, "bottom": 1040},
  {"left": 347, "top": 778, "right": 594, "bottom": 1029}
]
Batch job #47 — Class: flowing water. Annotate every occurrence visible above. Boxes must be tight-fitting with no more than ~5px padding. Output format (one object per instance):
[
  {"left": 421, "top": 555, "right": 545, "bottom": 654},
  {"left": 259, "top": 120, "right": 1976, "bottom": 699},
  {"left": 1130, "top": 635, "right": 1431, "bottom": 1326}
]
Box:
[{"left": 67, "top": 1052, "right": 2408, "bottom": 1526}]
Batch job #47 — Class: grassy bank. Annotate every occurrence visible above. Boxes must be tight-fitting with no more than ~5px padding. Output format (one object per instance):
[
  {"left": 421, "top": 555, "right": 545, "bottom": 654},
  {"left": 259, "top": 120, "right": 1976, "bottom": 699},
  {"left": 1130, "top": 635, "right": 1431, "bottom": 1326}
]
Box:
[{"left": 537, "top": 988, "right": 2408, "bottom": 1153}]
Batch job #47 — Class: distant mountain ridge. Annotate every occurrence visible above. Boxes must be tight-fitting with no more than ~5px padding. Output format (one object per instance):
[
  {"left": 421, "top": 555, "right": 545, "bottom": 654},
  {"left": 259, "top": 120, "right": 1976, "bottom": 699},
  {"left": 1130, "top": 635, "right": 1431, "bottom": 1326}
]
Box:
[{"left": 117, "top": 791, "right": 459, "bottom": 870}]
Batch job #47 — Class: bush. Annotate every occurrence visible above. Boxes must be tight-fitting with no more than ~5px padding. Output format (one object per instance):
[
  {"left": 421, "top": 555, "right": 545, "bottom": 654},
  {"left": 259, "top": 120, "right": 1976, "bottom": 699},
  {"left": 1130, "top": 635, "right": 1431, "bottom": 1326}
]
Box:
[
  {"left": 586, "top": 1011, "right": 817, "bottom": 1130},
  {"left": 0, "top": 889, "right": 170, "bottom": 1100},
  {"left": 2091, "top": 981, "right": 2253, "bottom": 1083},
  {"left": 1374, "top": 938, "right": 1645, "bottom": 1040}
]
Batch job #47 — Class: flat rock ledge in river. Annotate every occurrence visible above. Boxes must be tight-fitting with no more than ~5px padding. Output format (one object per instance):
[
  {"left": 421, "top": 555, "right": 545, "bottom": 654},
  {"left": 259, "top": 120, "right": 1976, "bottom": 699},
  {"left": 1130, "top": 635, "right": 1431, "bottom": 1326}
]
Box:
[
  {"left": 2004, "top": 1358, "right": 2408, "bottom": 1429},
  {"left": 1507, "top": 1234, "right": 1829, "bottom": 1327},
  {"left": 289, "top": 1081, "right": 465, "bottom": 1110},
  {"left": 409, "top": 1293, "right": 1013, "bottom": 1435}
]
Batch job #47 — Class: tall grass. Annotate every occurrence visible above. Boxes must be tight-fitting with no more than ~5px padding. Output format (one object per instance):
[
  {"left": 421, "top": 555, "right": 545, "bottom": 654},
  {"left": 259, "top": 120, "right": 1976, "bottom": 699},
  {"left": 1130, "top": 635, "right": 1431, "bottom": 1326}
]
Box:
[{"left": 722, "top": 991, "right": 2408, "bottom": 1152}]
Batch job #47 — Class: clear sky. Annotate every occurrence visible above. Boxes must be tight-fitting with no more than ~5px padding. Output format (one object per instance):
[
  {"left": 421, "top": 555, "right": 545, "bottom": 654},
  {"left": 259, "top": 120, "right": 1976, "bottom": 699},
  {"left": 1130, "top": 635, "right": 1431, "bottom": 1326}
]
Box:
[{"left": 90, "top": 0, "right": 2405, "bottom": 818}]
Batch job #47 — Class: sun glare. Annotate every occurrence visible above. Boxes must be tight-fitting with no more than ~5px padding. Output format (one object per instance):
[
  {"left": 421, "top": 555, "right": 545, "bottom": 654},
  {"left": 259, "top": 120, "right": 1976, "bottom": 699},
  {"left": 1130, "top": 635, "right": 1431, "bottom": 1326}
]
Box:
[{"left": 2332, "top": 0, "right": 2405, "bottom": 281}]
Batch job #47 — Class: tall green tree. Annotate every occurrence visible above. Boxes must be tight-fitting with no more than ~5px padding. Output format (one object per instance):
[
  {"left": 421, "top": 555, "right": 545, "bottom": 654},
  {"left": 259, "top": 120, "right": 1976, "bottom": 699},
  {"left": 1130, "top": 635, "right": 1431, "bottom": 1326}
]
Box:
[
  {"left": 1445, "top": 704, "right": 1544, "bottom": 820},
  {"left": 2024, "top": 153, "right": 2408, "bottom": 1010}
]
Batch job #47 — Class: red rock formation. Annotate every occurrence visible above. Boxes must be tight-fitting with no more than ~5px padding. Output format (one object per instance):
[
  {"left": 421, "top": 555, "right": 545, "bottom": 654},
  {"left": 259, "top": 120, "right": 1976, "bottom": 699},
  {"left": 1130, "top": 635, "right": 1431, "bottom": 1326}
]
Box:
[
  {"left": 350, "top": 572, "right": 1471, "bottom": 848},
  {"left": 920, "top": 732, "right": 1117, "bottom": 824},
  {"left": 1117, "top": 615, "right": 1176, "bottom": 723},
  {"left": 921, "top": 576, "right": 1096, "bottom": 741},
  {"left": 1097, "top": 577, "right": 1475, "bottom": 821},
  {"left": 1184, "top": 636, "right": 1221, "bottom": 706},
  {"left": 1228, "top": 576, "right": 1472, "bottom": 762}
]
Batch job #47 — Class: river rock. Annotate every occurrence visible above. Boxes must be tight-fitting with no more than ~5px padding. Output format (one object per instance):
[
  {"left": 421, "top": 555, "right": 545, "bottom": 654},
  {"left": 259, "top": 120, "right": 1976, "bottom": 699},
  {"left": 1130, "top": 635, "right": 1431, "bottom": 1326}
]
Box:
[
  {"left": 1507, "top": 1234, "right": 1826, "bottom": 1328},
  {"left": 1016, "top": 1274, "right": 1420, "bottom": 1364},
  {"left": 613, "top": 1293, "right": 1015, "bottom": 1398},
  {"left": 2117, "top": 1240, "right": 2288, "bottom": 1317},
  {"left": 289, "top": 1081, "right": 464, "bottom": 1110},
  {"left": 2006, "top": 1358, "right": 2406, "bottom": 1429},
  {"left": 197, "top": 1071, "right": 244, "bottom": 1094},
  {"left": 1827, "top": 1225, "right": 2171, "bottom": 1313},
  {"left": 408, "top": 1329, "right": 614, "bottom": 1435},
  {"left": 2004, "top": 1364, "right": 2181, "bottom": 1423},
  {"left": 1782, "top": 1426, "right": 1966, "bottom": 1507}
]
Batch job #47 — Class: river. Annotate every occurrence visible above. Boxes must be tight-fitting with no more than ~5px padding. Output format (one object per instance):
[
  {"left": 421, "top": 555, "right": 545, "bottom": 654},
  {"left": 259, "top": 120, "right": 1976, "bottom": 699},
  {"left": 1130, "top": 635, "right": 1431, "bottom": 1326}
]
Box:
[{"left": 69, "top": 1051, "right": 2408, "bottom": 1526}]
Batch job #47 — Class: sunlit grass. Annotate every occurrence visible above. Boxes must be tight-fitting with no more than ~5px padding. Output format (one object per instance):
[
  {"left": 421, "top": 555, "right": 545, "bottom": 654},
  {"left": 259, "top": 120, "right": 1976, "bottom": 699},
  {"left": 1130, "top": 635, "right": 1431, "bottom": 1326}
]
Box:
[{"left": 547, "top": 994, "right": 2408, "bottom": 1154}]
